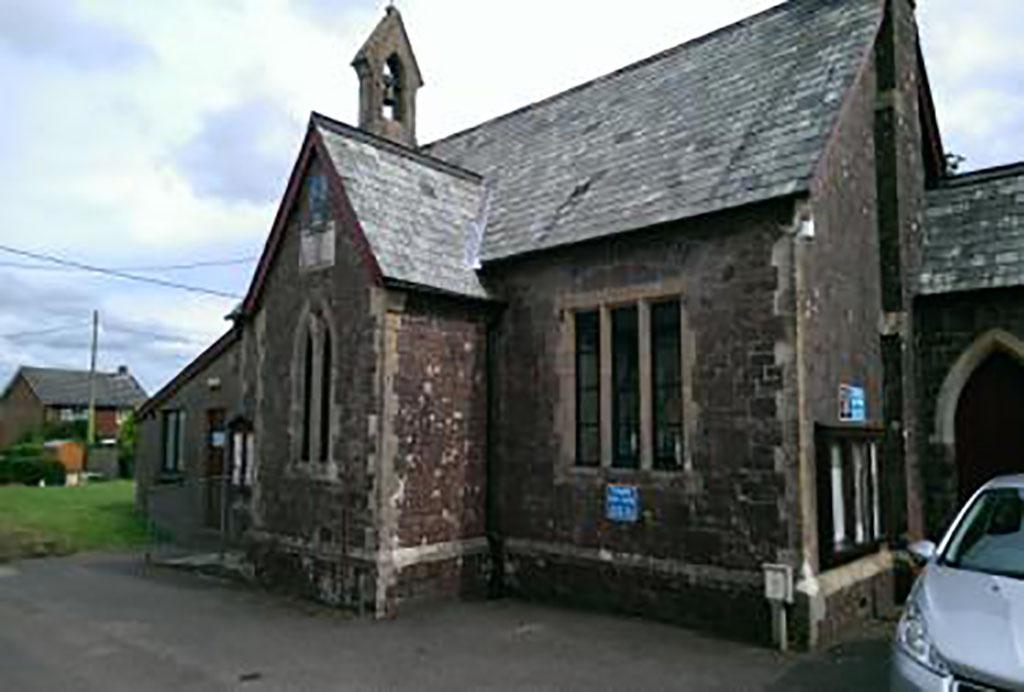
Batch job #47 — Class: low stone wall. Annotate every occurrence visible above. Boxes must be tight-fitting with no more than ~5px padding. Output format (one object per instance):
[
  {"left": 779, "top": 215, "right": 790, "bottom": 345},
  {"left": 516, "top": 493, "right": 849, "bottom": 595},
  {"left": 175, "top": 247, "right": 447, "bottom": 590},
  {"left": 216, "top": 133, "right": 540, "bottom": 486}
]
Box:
[
  {"left": 503, "top": 541, "right": 772, "bottom": 644},
  {"left": 249, "top": 533, "right": 491, "bottom": 617},
  {"left": 392, "top": 553, "right": 490, "bottom": 608},
  {"left": 249, "top": 535, "right": 376, "bottom": 613},
  {"left": 794, "top": 550, "right": 896, "bottom": 650}
]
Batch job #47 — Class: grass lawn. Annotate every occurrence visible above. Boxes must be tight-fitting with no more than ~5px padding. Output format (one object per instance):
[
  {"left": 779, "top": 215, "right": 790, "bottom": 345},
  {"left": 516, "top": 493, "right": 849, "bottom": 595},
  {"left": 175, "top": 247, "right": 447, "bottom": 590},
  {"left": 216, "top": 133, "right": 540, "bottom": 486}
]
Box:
[{"left": 0, "top": 480, "right": 148, "bottom": 562}]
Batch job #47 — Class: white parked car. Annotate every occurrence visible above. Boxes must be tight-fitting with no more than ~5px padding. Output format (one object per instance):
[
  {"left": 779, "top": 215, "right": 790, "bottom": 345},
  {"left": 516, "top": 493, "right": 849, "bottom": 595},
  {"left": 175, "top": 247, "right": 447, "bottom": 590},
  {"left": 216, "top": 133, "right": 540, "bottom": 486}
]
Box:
[{"left": 892, "top": 474, "right": 1024, "bottom": 690}]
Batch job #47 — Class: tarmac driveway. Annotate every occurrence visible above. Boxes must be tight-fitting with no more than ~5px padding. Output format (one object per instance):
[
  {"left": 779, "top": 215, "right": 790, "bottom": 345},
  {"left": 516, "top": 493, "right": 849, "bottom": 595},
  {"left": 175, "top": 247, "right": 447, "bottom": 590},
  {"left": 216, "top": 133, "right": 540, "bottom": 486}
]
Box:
[{"left": 0, "top": 553, "right": 890, "bottom": 691}]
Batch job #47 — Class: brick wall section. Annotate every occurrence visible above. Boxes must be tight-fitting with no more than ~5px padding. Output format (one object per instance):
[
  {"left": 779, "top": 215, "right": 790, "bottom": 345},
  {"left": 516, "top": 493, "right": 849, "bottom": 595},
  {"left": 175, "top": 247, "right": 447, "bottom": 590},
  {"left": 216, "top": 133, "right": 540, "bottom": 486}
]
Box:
[
  {"left": 485, "top": 198, "right": 797, "bottom": 642},
  {"left": 914, "top": 287, "right": 1024, "bottom": 535},
  {"left": 94, "top": 408, "right": 119, "bottom": 439},
  {"left": 393, "top": 294, "right": 488, "bottom": 548},
  {"left": 0, "top": 376, "right": 44, "bottom": 447}
]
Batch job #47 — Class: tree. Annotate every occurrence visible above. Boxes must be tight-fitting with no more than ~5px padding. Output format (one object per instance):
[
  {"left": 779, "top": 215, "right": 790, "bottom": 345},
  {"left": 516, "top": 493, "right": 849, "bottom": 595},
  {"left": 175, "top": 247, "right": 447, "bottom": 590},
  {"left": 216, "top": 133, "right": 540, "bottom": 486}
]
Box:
[{"left": 117, "top": 413, "right": 137, "bottom": 479}]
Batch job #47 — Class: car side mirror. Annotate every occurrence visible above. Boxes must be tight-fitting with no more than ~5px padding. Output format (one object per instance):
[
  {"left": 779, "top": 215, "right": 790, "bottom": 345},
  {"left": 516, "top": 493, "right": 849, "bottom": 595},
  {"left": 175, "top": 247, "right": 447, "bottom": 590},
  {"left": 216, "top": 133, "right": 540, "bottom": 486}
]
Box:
[{"left": 908, "top": 540, "right": 936, "bottom": 564}]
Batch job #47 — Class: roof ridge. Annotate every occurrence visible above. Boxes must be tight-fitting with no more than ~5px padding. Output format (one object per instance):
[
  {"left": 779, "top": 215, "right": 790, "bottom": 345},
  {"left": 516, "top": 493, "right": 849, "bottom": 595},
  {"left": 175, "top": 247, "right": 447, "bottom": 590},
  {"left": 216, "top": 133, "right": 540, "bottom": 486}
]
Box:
[
  {"left": 422, "top": 0, "right": 806, "bottom": 151},
  {"left": 935, "top": 161, "right": 1024, "bottom": 190},
  {"left": 138, "top": 329, "right": 239, "bottom": 419},
  {"left": 22, "top": 365, "right": 127, "bottom": 377},
  {"left": 311, "top": 112, "right": 483, "bottom": 182}
]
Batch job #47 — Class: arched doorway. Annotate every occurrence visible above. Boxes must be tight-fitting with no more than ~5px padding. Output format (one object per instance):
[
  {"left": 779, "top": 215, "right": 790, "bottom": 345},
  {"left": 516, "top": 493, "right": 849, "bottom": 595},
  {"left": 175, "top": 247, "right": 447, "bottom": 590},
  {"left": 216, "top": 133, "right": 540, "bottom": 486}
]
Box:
[{"left": 954, "top": 351, "right": 1024, "bottom": 502}]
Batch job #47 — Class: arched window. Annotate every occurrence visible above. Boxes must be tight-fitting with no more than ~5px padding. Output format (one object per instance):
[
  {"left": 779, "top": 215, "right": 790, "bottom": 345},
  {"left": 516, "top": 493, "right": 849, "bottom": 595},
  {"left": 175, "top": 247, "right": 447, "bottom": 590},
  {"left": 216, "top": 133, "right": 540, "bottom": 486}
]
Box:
[
  {"left": 295, "top": 309, "right": 336, "bottom": 465},
  {"left": 319, "top": 328, "right": 332, "bottom": 462},
  {"left": 301, "top": 328, "right": 314, "bottom": 460},
  {"left": 383, "top": 54, "right": 403, "bottom": 121}
]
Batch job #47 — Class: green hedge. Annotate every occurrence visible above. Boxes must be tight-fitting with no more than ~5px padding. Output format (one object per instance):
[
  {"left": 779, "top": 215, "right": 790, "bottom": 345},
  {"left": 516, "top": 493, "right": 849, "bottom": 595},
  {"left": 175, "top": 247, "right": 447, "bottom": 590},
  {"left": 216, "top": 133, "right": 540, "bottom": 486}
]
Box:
[{"left": 0, "top": 444, "right": 66, "bottom": 486}]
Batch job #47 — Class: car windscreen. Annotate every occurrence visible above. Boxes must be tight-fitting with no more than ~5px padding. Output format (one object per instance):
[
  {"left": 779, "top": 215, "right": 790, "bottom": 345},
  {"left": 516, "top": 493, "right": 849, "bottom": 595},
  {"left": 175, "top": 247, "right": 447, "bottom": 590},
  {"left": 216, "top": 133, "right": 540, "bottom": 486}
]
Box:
[{"left": 942, "top": 488, "right": 1024, "bottom": 579}]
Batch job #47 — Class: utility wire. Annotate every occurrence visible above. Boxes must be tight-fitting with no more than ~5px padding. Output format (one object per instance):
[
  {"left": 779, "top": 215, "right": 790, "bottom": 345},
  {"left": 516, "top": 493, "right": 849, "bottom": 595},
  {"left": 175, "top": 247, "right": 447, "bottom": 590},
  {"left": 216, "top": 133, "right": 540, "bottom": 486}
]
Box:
[
  {"left": 0, "top": 257, "right": 257, "bottom": 272},
  {"left": 102, "top": 324, "right": 208, "bottom": 344},
  {"left": 1, "top": 319, "right": 215, "bottom": 346},
  {"left": 0, "top": 244, "right": 244, "bottom": 299},
  {"left": 0, "top": 322, "right": 92, "bottom": 340}
]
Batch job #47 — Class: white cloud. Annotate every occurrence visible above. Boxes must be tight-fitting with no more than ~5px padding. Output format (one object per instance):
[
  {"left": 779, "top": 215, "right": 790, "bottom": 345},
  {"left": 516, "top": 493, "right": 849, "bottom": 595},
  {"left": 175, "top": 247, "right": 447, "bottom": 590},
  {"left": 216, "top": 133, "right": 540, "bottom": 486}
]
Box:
[
  {"left": 0, "top": 0, "right": 1020, "bottom": 392},
  {"left": 919, "top": 0, "right": 1024, "bottom": 169}
]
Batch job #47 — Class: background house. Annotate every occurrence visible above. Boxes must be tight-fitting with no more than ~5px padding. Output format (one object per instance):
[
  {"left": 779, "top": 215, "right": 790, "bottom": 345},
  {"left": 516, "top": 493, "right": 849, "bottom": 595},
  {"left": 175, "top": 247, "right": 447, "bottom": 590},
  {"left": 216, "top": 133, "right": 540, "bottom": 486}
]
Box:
[{"left": 0, "top": 366, "right": 147, "bottom": 448}]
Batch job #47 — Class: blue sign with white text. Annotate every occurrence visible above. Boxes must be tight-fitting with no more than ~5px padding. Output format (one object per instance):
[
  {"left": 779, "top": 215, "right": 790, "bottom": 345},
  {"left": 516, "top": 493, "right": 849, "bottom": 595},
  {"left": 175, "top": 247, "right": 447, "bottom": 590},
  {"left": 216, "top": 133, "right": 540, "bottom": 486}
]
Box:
[
  {"left": 606, "top": 485, "right": 639, "bottom": 523},
  {"left": 839, "top": 384, "right": 867, "bottom": 422}
]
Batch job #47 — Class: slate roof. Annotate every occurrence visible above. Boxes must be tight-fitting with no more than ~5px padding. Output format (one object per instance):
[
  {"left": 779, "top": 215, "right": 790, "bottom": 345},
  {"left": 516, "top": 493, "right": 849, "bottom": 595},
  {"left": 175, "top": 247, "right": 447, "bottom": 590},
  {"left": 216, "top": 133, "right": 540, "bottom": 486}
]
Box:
[
  {"left": 11, "top": 367, "right": 148, "bottom": 408},
  {"left": 424, "top": 0, "right": 884, "bottom": 261},
  {"left": 920, "top": 163, "right": 1024, "bottom": 295},
  {"left": 315, "top": 115, "right": 490, "bottom": 299}
]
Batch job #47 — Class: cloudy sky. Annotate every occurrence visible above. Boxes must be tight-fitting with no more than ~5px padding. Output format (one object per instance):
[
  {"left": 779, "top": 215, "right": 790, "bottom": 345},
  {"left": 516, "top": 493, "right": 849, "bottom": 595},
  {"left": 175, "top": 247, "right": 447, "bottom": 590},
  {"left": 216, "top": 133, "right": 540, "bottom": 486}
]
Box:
[{"left": 0, "top": 0, "right": 1021, "bottom": 395}]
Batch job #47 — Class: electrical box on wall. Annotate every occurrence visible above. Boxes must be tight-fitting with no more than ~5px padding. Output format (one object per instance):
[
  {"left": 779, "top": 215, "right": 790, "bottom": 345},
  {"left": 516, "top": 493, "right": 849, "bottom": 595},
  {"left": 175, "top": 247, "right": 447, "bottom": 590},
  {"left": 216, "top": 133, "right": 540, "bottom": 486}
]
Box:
[{"left": 763, "top": 563, "right": 794, "bottom": 604}]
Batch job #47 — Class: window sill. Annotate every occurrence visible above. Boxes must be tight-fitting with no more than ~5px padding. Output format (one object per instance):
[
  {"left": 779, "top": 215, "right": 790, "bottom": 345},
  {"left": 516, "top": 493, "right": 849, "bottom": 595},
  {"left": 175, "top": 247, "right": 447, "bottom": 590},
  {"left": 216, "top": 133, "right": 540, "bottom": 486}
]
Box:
[
  {"left": 156, "top": 472, "right": 185, "bottom": 485},
  {"left": 286, "top": 459, "right": 340, "bottom": 483},
  {"left": 822, "top": 540, "right": 888, "bottom": 571},
  {"left": 567, "top": 464, "right": 702, "bottom": 490}
]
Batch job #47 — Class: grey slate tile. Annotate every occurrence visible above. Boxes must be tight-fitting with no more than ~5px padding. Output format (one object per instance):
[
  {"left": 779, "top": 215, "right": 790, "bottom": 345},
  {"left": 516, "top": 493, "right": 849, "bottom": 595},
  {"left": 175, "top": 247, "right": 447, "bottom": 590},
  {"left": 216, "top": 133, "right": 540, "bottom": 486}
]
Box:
[
  {"left": 315, "top": 117, "right": 490, "bottom": 299},
  {"left": 920, "top": 164, "right": 1024, "bottom": 295},
  {"left": 423, "top": 0, "right": 883, "bottom": 262},
  {"left": 12, "top": 367, "right": 148, "bottom": 408}
]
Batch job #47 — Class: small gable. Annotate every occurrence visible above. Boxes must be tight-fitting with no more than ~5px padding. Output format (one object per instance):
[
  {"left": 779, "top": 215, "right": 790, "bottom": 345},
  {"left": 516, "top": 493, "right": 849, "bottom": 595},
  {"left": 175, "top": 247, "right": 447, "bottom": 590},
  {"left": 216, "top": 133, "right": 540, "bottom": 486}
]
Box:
[{"left": 314, "top": 115, "right": 490, "bottom": 300}]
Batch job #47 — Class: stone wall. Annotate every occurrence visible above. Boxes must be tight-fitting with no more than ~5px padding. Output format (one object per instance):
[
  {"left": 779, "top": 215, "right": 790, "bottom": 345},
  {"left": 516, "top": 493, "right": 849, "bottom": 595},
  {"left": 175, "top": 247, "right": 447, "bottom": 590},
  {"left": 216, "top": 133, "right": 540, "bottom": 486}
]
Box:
[
  {"left": 802, "top": 37, "right": 884, "bottom": 572},
  {"left": 817, "top": 570, "right": 894, "bottom": 648},
  {"left": 794, "top": 16, "right": 889, "bottom": 649},
  {"left": 790, "top": 0, "right": 930, "bottom": 647},
  {"left": 885, "top": 0, "right": 931, "bottom": 541},
  {"left": 483, "top": 197, "right": 799, "bottom": 643},
  {"left": 244, "top": 152, "right": 382, "bottom": 612}
]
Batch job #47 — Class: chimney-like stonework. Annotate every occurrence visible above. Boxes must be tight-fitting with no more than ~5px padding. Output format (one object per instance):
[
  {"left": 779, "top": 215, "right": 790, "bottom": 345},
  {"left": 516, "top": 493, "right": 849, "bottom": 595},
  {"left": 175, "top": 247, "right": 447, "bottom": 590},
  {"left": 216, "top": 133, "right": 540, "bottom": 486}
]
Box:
[{"left": 351, "top": 7, "right": 423, "bottom": 148}]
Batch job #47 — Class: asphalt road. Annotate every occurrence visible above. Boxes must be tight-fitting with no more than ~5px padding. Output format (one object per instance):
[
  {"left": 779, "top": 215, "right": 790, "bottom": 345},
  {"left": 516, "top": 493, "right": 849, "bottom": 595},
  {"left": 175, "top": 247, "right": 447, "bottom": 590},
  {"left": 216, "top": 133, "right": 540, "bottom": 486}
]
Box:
[{"left": 0, "top": 553, "right": 890, "bottom": 691}]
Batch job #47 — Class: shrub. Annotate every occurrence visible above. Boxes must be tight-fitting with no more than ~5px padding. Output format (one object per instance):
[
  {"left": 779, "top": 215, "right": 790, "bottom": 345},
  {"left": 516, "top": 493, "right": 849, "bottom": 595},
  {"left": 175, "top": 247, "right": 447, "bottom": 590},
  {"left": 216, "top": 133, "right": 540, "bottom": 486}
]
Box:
[
  {"left": 117, "top": 413, "right": 136, "bottom": 480},
  {"left": 0, "top": 443, "right": 66, "bottom": 486}
]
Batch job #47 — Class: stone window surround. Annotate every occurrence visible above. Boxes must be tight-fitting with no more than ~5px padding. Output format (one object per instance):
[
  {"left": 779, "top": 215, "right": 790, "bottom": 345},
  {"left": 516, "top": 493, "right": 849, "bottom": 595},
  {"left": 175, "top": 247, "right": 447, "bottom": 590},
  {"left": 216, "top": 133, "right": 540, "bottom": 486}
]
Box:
[
  {"left": 556, "top": 279, "right": 698, "bottom": 478},
  {"left": 289, "top": 300, "right": 340, "bottom": 480},
  {"left": 816, "top": 424, "right": 885, "bottom": 571}
]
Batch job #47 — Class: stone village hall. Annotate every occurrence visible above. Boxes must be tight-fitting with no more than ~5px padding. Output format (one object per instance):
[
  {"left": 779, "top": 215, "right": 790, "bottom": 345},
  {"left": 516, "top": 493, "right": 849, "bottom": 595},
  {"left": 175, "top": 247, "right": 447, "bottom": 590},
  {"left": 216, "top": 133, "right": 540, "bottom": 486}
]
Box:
[{"left": 136, "top": 0, "right": 1024, "bottom": 649}]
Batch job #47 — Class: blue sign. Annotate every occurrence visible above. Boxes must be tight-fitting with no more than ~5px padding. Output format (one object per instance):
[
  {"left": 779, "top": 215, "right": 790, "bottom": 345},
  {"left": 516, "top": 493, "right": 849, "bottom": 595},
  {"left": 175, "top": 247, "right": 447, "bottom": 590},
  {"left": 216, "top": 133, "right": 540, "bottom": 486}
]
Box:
[
  {"left": 606, "top": 485, "right": 639, "bottom": 523},
  {"left": 839, "top": 384, "right": 867, "bottom": 422}
]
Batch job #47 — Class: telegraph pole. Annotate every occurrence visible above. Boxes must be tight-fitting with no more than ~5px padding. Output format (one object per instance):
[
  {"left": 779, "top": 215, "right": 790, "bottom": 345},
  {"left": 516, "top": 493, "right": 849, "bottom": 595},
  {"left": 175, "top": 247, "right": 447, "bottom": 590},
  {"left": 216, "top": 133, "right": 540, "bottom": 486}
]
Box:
[{"left": 87, "top": 310, "right": 98, "bottom": 447}]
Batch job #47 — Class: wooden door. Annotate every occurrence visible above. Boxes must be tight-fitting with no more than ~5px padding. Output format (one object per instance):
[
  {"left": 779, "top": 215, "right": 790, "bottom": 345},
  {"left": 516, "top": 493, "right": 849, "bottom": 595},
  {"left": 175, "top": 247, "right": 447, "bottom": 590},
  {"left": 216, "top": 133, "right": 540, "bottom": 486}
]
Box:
[
  {"left": 955, "top": 352, "right": 1024, "bottom": 503},
  {"left": 205, "top": 408, "right": 226, "bottom": 528}
]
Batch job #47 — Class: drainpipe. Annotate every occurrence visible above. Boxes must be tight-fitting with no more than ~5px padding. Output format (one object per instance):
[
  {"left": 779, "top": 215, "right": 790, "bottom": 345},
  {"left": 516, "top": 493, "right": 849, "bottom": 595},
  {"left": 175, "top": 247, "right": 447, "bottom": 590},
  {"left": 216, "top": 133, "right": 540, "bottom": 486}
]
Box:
[{"left": 485, "top": 310, "right": 504, "bottom": 598}]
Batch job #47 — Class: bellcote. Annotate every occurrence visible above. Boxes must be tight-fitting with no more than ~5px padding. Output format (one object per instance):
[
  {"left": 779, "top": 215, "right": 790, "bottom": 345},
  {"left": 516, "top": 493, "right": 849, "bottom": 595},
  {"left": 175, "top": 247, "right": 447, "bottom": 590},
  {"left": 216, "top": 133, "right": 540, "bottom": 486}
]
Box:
[{"left": 352, "top": 6, "right": 423, "bottom": 147}]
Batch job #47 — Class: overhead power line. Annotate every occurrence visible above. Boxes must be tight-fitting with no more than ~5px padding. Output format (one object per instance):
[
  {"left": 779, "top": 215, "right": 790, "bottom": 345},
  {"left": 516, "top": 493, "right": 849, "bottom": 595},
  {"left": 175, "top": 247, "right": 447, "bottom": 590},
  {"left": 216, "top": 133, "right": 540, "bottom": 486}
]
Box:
[
  {"left": 0, "top": 244, "right": 244, "bottom": 299},
  {"left": 102, "top": 324, "right": 208, "bottom": 344},
  {"left": 0, "top": 256, "right": 257, "bottom": 272},
  {"left": 0, "top": 322, "right": 92, "bottom": 340}
]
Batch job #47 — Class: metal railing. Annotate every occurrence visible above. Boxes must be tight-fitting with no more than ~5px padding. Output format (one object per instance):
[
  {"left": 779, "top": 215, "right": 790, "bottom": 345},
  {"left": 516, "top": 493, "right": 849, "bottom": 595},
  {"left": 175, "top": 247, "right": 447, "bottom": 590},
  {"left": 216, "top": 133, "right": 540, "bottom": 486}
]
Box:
[{"left": 142, "top": 475, "right": 249, "bottom": 563}]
